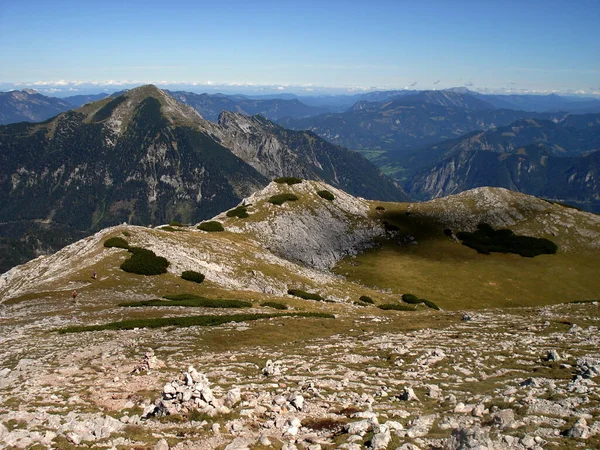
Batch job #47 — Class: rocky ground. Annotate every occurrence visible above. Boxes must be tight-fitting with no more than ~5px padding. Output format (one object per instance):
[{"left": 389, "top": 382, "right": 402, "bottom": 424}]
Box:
[{"left": 1, "top": 300, "right": 599, "bottom": 449}]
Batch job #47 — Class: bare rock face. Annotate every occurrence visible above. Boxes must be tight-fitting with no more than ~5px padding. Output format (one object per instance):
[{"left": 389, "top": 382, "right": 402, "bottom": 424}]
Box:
[{"left": 224, "top": 181, "right": 386, "bottom": 269}]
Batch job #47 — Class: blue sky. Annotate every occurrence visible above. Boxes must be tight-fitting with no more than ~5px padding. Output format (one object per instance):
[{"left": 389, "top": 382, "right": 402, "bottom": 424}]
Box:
[{"left": 1, "top": 0, "right": 599, "bottom": 95}]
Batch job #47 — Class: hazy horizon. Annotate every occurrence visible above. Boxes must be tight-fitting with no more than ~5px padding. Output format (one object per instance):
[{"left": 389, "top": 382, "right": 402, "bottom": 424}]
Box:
[{"left": 1, "top": 0, "right": 599, "bottom": 97}]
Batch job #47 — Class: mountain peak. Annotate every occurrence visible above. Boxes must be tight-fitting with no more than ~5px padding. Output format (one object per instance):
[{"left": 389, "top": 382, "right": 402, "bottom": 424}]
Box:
[{"left": 78, "top": 84, "right": 204, "bottom": 133}]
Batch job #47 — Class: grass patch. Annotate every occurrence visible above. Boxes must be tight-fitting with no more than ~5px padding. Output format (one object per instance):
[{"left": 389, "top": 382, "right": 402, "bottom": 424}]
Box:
[
  {"left": 269, "top": 193, "right": 299, "bottom": 205},
  {"left": 288, "top": 288, "right": 324, "bottom": 301},
  {"left": 120, "top": 297, "right": 251, "bottom": 308},
  {"left": 274, "top": 176, "right": 302, "bottom": 185},
  {"left": 226, "top": 205, "right": 249, "bottom": 218},
  {"left": 457, "top": 223, "right": 558, "bottom": 257},
  {"left": 56, "top": 312, "right": 335, "bottom": 333},
  {"left": 104, "top": 236, "right": 129, "bottom": 249},
  {"left": 169, "top": 221, "right": 185, "bottom": 227},
  {"left": 260, "top": 301, "right": 288, "bottom": 310},
  {"left": 378, "top": 303, "right": 416, "bottom": 311},
  {"left": 120, "top": 247, "right": 169, "bottom": 275},
  {"left": 198, "top": 221, "right": 224, "bottom": 232},
  {"left": 317, "top": 190, "right": 335, "bottom": 201},
  {"left": 181, "top": 270, "right": 205, "bottom": 284}
]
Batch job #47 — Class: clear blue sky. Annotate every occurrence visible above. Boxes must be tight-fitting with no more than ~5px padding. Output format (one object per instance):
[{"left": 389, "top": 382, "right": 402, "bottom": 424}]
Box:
[{"left": 1, "top": 0, "right": 599, "bottom": 95}]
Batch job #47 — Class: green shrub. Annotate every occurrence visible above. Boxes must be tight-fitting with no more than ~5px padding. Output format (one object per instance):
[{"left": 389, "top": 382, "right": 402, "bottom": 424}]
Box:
[
  {"left": 317, "top": 190, "right": 335, "bottom": 201},
  {"left": 181, "top": 270, "right": 205, "bottom": 284},
  {"left": 260, "top": 301, "right": 288, "bottom": 310},
  {"left": 421, "top": 299, "right": 441, "bottom": 310},
  {"left": 378, "top": 304, "right": 416, "bottom": 311},
  {"left": 198, "top": 221, "right": 224, "bottom": 232},
  {"left": 274, "top": 177, "right": 302, "bottom": 185},
  {"left": 456, "top": 223, "right": 558, "bottom": 257},
  {"left": 226, "top": 205, "right": 249, "bottom": 218},
  {"left": 122, "top": 231, "right": 131, "bottom": 237},
  {"left": 359, "top": 295, "right": 375, "bottom": 304},
  {"left": 104, "top": 236, "right": 129, "bottom": 249},
  {"left": 401, "top": 293, "right": 440, "bottom": 310},
  {"left": 120, "top": 247, "right": 169, "bottom": 275},
  {"left": 375, "top": 206, "right": 386, "bottom": 211},
  {"left": 402, "top": 293, "right": 420, "bottom": 304},
  {"left": 169, "top": 221, "right": 185, "bottom": 227},
  {"left": 269, "top": 193, "right": 299, "bottom": 205},
  {"left": 121, "top": 294, "right": 251, "bottom": 308},
  {"left": 288, "top": 288, "right": 324, "bottom": 301},
  {"left": 57, "top": 312, "right": 335, "bottom": 333}
]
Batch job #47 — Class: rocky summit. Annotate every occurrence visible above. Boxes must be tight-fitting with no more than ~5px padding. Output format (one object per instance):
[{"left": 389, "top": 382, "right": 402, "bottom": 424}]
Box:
[{"left": 0, "top": 182, "right": 599, "bottom": 449}]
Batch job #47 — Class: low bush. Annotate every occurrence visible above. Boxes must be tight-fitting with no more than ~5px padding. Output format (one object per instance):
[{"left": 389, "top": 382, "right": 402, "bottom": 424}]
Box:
[
  {"left": 104, "top": 236, "right": 129, "bottom": 249},
  {"left": 402, "top": 293, "right": 420, "bottom": 304},
  {"left": 169, "top": 221, "right": 185, "bottom": 227},
  {"left": 226, "top": 205, "right": 249, "bottom": 218},
  {"left": 260, "top": 301, "right": 288, "bottom": 310},
  {"left": 57, "top": 312, "right": 335, "bottom": 333},
  {"left": 274, "top": 176, "right": 302, "bottom": 185},
  {"left": 120, "top": 247, "right": 169, "bottom": 275},
  {"left": 181, "top": 270, "right": 205, "bottom": 284},
  {"left": 317, "top": 190, "right": 335, "bottom": 201},
  {"left": 378, "top": 304, "right": 416, "bottom": 311},
  {"left": 422, "top": 299, "right": 441, "bottom": 310},
  {"left": 456, "top": 223, "right": 558, "bottom": 257},
  {"left": 288, "top": 288, "right": 324, "bottom": 301},
  {"left": 198, "top": 221, "right": 224, "bottom": 232},
  {"left": 269, "top": 193, "right": 299, "bottom": 206},
  {"left": 401, "top": 293, "right": 440, "bottom": 310},
  {"left": 359, "top": 295, "right": 375, "bottom": 304},
  {"left": 121, "top": 294, "right": 251, "bottom": 308},
  {"left": 375, "top": 206, "right": 386, "bottom": 211}
]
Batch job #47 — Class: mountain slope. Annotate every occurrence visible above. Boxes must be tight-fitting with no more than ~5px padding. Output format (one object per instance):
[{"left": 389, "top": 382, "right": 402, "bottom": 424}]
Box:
[
  {"left": 407, "top": 144, "right": 600, "bottom": 209},
  {"left": 211, "top": 112, "right": 407, "bottom": 201},
  {"left": 0, "top": 90, "right": 73, "bottom": 124}
]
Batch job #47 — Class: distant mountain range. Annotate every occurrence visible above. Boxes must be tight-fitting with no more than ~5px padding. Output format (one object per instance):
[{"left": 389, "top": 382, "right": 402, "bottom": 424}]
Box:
[
  {"left": 166, "top": 90, "right": 329, "bottom": 121},
  {"left": 0, "top": 85, "right": 404, "bottom": 273},
  {"left": 0, "top": 90, "right": 73, "bottom": 124},
  {"left": 278, "top": 91, "right": 565, "bottom": 162},
  {"left": 405, "top": 115, "right": 600, "bottom": 211}
]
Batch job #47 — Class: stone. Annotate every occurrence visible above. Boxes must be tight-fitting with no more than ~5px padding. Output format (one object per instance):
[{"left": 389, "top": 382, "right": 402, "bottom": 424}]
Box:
[
  {"left": 224, "top": 438, "right": 251, "bottom": 450},
  {"left": 153, "top": 438, "right": 169, "bottom": 450},
  {"left": 345, "top": 420, "right": 373, "bottom": 435},
  {"left": 566, "top": 417, "right": 589, "bottom": 439},
  {"left": 396, "top": 445, "right": 421, "bottom": 450},
  {"left": 398, "top": 387, "right": 419, "bottom": 402},
  {"left": 225, "top": 388, "right": 241, "bottom": 407},
  {"left": 263, "top": 359, "right": 281, "bottom": 376},
  {"left": 284, "top": 417, "right": 301, "bottom": 436},
  {"left": 492, "top": 409, "right": 515, "bottom": 429},
  {"left": 258, "top": 434, "right": 271, "bottom": 446},
  {"left": 371, "top": 424, "right": 391, "bottom": 449},
  {"left": 289, "top": 393, "right": 304, "bottom": 411},
  {"left": 446, "top": 427, "right": 493, "bottom": 450}
]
